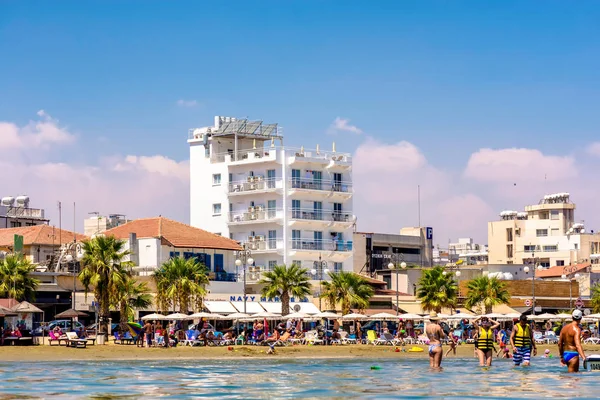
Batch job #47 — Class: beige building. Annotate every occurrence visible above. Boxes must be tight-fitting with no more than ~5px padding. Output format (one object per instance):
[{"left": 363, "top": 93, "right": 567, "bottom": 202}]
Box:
[
  {"left": 488, "top": 193, "right": 600, "bottom": 268},
  {"left": 83, "top": 214, "right": 130, "bottom": 237}
]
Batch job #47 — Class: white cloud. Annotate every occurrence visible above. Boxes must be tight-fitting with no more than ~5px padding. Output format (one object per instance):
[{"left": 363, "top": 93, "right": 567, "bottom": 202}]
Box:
[
  {"left": 464, "top": 148, "right": 577, "bottom": 182},
  {"left": 0, "top": 110, "right": 75, "bottom": 150},
  {"left": 328, "top": 117, "right": 362, "bottom": 134},
  {"left": 176, "top": 99, "right": 199, "bottom": 107},
  {"left": 587, "top": 142, "right": 600, "bottom": 157},
  {"left": 0, "top": 112, "right": 189, "bottom": 233}
]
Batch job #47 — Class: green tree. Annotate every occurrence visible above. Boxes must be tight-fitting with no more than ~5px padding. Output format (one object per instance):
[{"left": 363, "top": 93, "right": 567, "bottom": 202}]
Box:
[
  {"left": 112, "top": 275, "right": 153, "bottom": 325},
  {"left": 416, "top": 266, "right": 458, "bottom": 313},
  {"left": 464, "top": 275, "right": 511, "bottom": 314},
  {"left": 259, "top": 264, "right": 312, "bottom": 316},
  {"left": 320, "top": 271, "right": 374, "bottom": 315},
  {"left": 79, "top": 235, "right": 131, "bottom": 336},
  {"left": 0, "top": 253, "right": 40, "bottom": 300},
  {"left": 590, "top": 283, "right": 600, "bottom": 313},
  {"left": 153, "top": 256, "right": 208, "bottom": 313}
]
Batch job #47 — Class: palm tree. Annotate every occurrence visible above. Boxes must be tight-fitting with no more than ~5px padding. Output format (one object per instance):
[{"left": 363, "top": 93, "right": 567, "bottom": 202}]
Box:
[
  {"left": 0, "top": 253, "right": 39, "bottom": 300},
  {"left": 153, "top": 256, "right": 208, "bottom": 313},
  {"left": 590, "top": 283, "right": 600, "bottom": 313},
  {"left": 416, "top": 266, "right": 458, "bottom": 313},
  {"left": 259, "top": 264, "right": 312, "bottom": 316},
  {"left": 79, "top": 235, "right": 131, "bottom": 336},
  {"left": 112, "top": 275, "right": 153, "bottom": 325},
  {"left": 464, "top": 275, "right": 511, "bottom": 314},
  {"left": 320, "top": 271, "right": 374, "bottom": 315}
]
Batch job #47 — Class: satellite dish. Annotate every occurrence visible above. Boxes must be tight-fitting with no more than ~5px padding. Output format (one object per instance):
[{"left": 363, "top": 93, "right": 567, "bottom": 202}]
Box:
[{"left": 293, "top": 304, "right": 301, "bottom": 312}]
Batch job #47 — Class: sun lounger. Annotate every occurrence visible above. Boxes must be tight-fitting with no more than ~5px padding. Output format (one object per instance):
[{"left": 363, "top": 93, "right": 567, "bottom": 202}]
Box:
[
  {"left": 275, "top": 332, "right": 291, "bottom": 346},
  {"left": 341, "top": 332, "right": 358, "bottom": 345},
  {"left": 366, "top": 330, "right": 378, "bottom": 345},
  {"left": 48, "top": 331, "right": 69, "bottom": 346},
  {"left": 305, "top": 331, "right": 325, "bottom": 345},
  {"left": 65, "top": 332, "right": 88, "bottom": 348}
]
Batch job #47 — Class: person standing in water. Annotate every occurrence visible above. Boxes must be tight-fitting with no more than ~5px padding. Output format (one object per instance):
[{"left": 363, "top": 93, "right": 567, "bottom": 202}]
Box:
[
  {"left": 558, "top": 309, "right": 587, "bottom": 372},
  {"left": 473, "top": 316, "right": 500, "bottom": 366},
  {"left": 510, "top": 314, "right": 537, "bottom": 366},
  {"left": 425, "top": 312, "right": 447, "bottom": 369}
]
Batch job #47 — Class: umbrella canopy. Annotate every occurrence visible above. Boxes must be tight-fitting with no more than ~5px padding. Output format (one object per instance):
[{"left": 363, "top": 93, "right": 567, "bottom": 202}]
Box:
[
  {"left": 11, "top": 301, "right": 43, "bottom": 313},
  {"left": 585, "top": 313, "right": 600, "bottom": 320},
  {"left": 342, "top": 313, "right": 368, "bottom": 320},
  {"left": 529, "top": 313, "right": 556, "bottom": 320},
  {"left": 484, "top": 313, "right": 505, "bottom": 319},
  {"left": 368, "top": 312, "right": 398, "bottom": 321},
  {"left": 189, "top": 312, "right": 224, "bottom": 319},
  {"left": 0, "top": 305, "right": 17, "bottom": 317},
  {"left": 313, "top": 311, "right": 341, "bottom": 319},
  {"left": 555, "top": 313, "right": 574, "bottom": 320},
  {"left": 219, "top": 312, "right": 251, "bottom": 320},
  {"left": 446, "top": 313, "right": 474, "bottom": 320},
  {"left": 126, "top": 322, "right": 143, "bottom": 337},
  {"left": 165, "top": 313, "right": 192, "bottom": 320},
  {"left": 281, "top": 312, "right": 309, "bottom": 320},
  {"left": 502, "top": 313, "right": 522, "bottom": 320},
  {"left": 54, "top": 308, "right": 88, "bottom": 319},
  {"left": 251, "top": 311, "right": 280, "bottom": 320},
  {"left": 141, "top": 313, "right": 167, "bottom": 321},
  {"left": 399, "top": 313, "right": 425, "bottom": 320}
]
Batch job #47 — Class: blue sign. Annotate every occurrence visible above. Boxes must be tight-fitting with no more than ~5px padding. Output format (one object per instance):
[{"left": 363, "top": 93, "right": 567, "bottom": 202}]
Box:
[{"left": 426, "top": 227, "right": 433, "bottom": 240}]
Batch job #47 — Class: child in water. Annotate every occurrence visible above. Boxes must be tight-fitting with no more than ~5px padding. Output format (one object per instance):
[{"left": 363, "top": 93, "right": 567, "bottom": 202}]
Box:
[{"left": 541, "top": 349, "right": 553, "bottom": 358}]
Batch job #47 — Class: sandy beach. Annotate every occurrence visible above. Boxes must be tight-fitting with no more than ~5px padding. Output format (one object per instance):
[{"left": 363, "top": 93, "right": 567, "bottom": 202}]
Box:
[{"left": 2, "top": 343, "right": 599, "bottom": 362}]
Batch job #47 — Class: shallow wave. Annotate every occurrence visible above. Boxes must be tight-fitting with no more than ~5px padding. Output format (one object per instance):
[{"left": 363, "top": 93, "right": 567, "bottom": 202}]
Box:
[{"left": 0, "top": 357, "right": 597, "bottom": 399}]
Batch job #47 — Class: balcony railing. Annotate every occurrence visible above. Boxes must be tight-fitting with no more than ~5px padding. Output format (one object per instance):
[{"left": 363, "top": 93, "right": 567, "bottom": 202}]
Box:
[
  {"left": 290, "top": 209, "right": 353, "bottom": 223},
  {"left": 228, "top": 178, "right": 281, "bottom": 194},
  {"left": 290, "top": 239, "right": 353, "bottom": 252},
  {"left": 211, "top": 148, "right": 276, "bottom": 164},
  {"left": 209, "top": 271, "right": 238, "bottom": 282},
  {"left": 239, "top": 239, "right": 284, "bottom": 252},
  {"left": 4, "top": 207, "right": 46, "bottom": 219},
  {"left": 289, "top": 178, "right": 352, "bottom": 193},
  {"left": 210, "top": 147, "right": 352, "bottom": 165},
  {"left": 228, "top": 208, "right": 283, "bottom": 223}
]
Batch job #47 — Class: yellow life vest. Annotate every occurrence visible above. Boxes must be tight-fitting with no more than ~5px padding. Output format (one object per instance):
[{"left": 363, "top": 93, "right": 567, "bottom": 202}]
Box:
[
  {"left": 514, "top": 324, "right": 531, "bottom": 348},
  {"left": 477, "top": 327, "right": 494, "bottom": 351}
]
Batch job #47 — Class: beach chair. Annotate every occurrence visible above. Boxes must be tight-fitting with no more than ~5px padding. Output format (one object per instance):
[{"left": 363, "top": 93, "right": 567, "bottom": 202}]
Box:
[
  {"left": 374, "top": 332, "right": 395, "bottom": 345},
  {"left": 341, "top": 332, "right": 358, "bottom": 345},
  {"left": 534, "top": 331, "right": 544, "bottom": 345},
  {"left": 48, "top": 330, "right": 62, "bottom": 346},
  {"left": 544, "top": 331, "right": 558, "bottom": 344},
  {"left": 65, "top": 332, "right": 88, "bottom": 348},
  {"left": 305, "top": 331, "right": 325, "bottom": 345},
  {"left": 275, "top": 332, "right": 291, "bottom": 346},
  {"left": 584, "top": 337, "right": 600, "bottom": 345},
  {"left": 289, "top": 333, "right": 304, "bottom": 345},
  {"left": 366, "top": 330, "right": 378, "bottom": 345},
  {"left": 416, "top": 335, "right": 429, "bottom": 345}
]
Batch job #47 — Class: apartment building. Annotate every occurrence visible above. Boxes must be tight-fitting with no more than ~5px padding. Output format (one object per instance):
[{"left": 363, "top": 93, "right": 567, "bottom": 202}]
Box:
[
  {"left": 189, "top": 116, "right": 354, "bottom": 285},
  {"left": 488, "top": 193, "right": 600, "bottom": 268},
  {"left": 0, "top": 196, "right": 49, "bottom": 228},
  {"left": 449, "top": 238, "right": 488, "bottom": 265},
  {"left": 83, "top": 214, "right": 130, "bottom": 237}
]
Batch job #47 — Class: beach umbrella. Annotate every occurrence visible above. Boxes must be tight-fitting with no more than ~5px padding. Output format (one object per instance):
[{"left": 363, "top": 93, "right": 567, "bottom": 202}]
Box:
[
  {"left": 126, "top": 322, "right": 143, "bottom": 338},
  {"left": 165, "top": 313, "right": 192, "bottom": 320},
  {"left": 368, "top": 312, "right": 398, "bottom": 321},
  {"left": 189, "top": 312, "right": 223, "bottom": 319},
  {"left": 342, "top": 313, "right": 368, "bottom": 320},
  {"left": 502, "top": 313, "right": 522, "bottom": 320},
  {"left": 585, "top": 313, "right": 600, "bottom": 320},
  {"left": 54, "top": 308, "right": 88, "bottom": 332},
  {"left": 399, "top": 313, "right": 425, "bottom": 320},
  {"left": 218, "top": 312, "right": 251, "bottom": 320},
  {"left": 484, "top": 313, "right": 505, "bottom": 319},
  {"left": 446, "top": 313, "right": 474, "bottom": 320},
  {"left": 555, "top": 313, "right": 574, "bottom": 320},
  {"left": 281, "top": 312, "right": 309, "bottom": 320},
  {"left": 11, "top": 301, "right": 43, "bottom": 313},
  {"left": 251, "top": 311, "right": 280, "bottom": 320},
  {"left": 529, "top": 313, "right": 556, "bottom": 321},
  {"left": 313, "top": 311, "right": 341, "bottom": 319},
  {"left": 0, "top": 305, "right": 17, "bottom": 317},
  {"left": 141, "top": 313, "right": 166, "bottom": 321}
]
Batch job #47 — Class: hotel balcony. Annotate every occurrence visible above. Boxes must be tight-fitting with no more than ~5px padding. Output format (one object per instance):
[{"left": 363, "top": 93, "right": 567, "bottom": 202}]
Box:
[
  {"left": 228, "top": 178, "right": 283, "bottom": 196},
  {"left": 228, "top": 208, "right": 284, "bottom": 225},
  {"left": 288, "top": 178, "right": 352, "bottom": 201},
  {"left": 287, "top": 148, "right": 352, "bottom": 170},
  {"left": 239, "top": 238, "right": 285, "bottom": 254},
  {"left": 211, "top": 148, "right": 278, "bottom": 165},
  {"left": 288, "top": 239, "right": 353, "bottom": 261},
  {"left": 288, "top": 209, "right": 354, "bottom": 229}
]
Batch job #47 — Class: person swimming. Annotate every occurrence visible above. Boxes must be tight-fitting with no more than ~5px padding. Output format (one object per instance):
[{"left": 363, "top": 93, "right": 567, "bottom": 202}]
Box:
[
  {"left": 425, "top": 311, "right": 447, "bottom": 369},
  {"left": 558, "top": 309, "right": 587, "bottom": 372}
]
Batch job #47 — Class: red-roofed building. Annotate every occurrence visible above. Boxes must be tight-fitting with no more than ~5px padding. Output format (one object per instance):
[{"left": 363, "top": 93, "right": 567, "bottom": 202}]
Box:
[{"left": 104, "top": 217, "right": 243, "bottom": 288}]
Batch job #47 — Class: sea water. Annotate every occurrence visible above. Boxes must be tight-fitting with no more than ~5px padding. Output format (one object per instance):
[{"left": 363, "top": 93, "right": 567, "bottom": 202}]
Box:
[{"left": 0, "top": 357, "right": 597, "bottom": 399}]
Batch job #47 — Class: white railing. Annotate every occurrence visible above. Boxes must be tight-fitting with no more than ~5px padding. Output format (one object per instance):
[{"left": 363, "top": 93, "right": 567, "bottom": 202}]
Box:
[
  {"left": 239, "top": 239, "right": 284, "bottom": 252},
  {"left": 228, "top": 178, "right": 282, "bottom": 193},
  {"left": 211, "top": 148, "right": 276, "bottom": 164},
  {"left": 228, "top": 208, "right": 284, "bottom": 223},
  {"left": 289, "top": 239, "right": 353, "bottom": 252},
  {"left": 210, "top": 146, "right": 352, "bottom": 164},
  {"left": 289, "top": 178, "right": 352, "bottom": 193},
  {"left": 289, "top": 208, "right": 353, "bottom": 223}
]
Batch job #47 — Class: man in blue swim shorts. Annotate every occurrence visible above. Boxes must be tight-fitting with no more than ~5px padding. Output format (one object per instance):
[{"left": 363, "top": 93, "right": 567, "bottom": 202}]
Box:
[
  {"left": 558, "top": 309, "right": 587, "bottom": 372},
  {"left": 510, "top": 314, "right": 537, "bottom": 366}
]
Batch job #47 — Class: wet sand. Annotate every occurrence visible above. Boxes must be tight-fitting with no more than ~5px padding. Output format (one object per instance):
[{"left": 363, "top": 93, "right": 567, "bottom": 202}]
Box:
[{"left": 2, "top": 342, "right": 598, "bottom": 362}]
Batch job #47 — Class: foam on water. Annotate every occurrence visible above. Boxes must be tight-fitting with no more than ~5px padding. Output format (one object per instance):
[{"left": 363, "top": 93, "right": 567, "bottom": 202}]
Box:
[{"left": 0, "top": 357, "right": 597, "bottom": 399}]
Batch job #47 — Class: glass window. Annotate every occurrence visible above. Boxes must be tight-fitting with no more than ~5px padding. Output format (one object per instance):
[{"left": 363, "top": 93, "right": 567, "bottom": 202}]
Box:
[
  {"left": 292, "top": 260, "right": 302, "bottom": 267},
  {"left": 536, "top": 229, "right": 548, "bottom": 237},
  {"left": 543, "top": 245, "right": 558, "bottom": 252},
  {"left": 268, "top": 260, "right": 277, "bottom": 271},
  {"left": 551, "top": 210, "right": 560, "bottom": 220},
  {"left": 212, "top": 174, "right": 221, "bottom": 185},
  {"left": 556, "top": 260, "right": 565, "bottom": 266},
  {"left": 333, "top": 262, "right": 343, "bottom": 273},
  {"left": 212, "top": 203, "right": 222, "bottom": 215}
]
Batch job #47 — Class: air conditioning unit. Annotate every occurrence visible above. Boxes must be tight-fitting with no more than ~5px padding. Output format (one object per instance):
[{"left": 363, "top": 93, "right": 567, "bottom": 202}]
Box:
[
  {"left": 255, "top": 235, "right": 265, "bottom": 241},
  {"left": 247, "top": 236, "right": 255, "bottom": 242},
  {"left": 247, "top": 176, "right": 254, "bottom": 182},
  {"left": 256, "top": 205, "right": 264, "bottom": 211},
  {"left": 250, "top": 213, "right": 258, "bottom": 220},
  {"left": 248, "top": 206, "right": 255, "bottom": 212}
]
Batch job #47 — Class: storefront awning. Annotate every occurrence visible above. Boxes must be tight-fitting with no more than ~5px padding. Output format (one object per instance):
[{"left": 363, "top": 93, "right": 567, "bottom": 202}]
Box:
[
  {"left": 230, "top": 301, "right": 264, "bottom": 314},
  {"left": 260, "top": 302, "right": 320, "bottom": 315},
  {"left": 204, "top": 301, "right": 238, "bottom": 314},
  {"left": 396, "top": 302, "right": 424, "bottom": 315}
]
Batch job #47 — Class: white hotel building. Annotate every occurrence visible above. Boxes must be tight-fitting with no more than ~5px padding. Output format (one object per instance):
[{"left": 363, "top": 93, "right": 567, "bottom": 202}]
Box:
[{"left": 189, "top": 116, "right": 355, "bottom": 285}]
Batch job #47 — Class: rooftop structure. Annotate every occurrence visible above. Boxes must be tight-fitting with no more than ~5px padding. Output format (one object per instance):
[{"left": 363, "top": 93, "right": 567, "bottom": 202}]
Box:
[
  {"left": 0, "top": 195, "right": 49, "bottom": 228},
  {"left": 189, "top": 116, "right": 355, "bottom": 287},
  {"left": 83, "top": 213, "right": 130, "bottom": 237}
]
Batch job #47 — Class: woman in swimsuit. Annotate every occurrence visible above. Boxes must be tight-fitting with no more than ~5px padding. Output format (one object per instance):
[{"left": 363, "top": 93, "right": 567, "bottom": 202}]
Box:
[
  {"left": 425, "top": 311, "right": 447, "bottom": 369},
  {"left": 473, "top": 316, "right": 500, "bottom": 366}
]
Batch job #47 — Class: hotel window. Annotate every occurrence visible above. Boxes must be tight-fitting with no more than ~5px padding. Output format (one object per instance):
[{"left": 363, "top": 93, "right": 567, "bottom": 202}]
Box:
[
  {"left": 536, "top": 229, "right": 548, "bottom": 237},
  {"left": 543, "top": 245, "right": 558, "bottom": 252},
  {"left": 212, "top": 203, "right": 222, "bottom": 216},
  {"left": 506, "top": 244, "right": 513, "bottom": 258},
  {"left": 556, "top": 260, "right": 565, "bottom": 266},
  {"left": 212, "top": 173, "right": 221, "bottom": 185},
  {"left": 551, "top": 210, "right": 560, "bottom": 220},
  {"left": 333, "top": 262, "right": 343, "bottom": 273},
  {"left": 215, "top": 233, "right": 221, "bottom": 236},
  {"left": 506, "top": 228, "right": 513, "bottom": 242},
  {"left": 574, "top": 244, "right": 579, "bottom": 250},
  {"left": 292, "top": 260, "right": 302, "bottom": 267},
  {"left": 524, "top": 245, "right": 536, "bottom": 252},
  {"left": 10, "top": 221, "right": 21, "bottom": 227},
  {"left": 268, "top": 260, "right": 277, "bottom": 271}
]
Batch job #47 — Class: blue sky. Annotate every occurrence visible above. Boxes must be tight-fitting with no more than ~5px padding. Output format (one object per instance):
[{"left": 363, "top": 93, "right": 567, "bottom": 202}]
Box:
[{"left": 1, "top": 1, "right": 600, "bottom": 242}]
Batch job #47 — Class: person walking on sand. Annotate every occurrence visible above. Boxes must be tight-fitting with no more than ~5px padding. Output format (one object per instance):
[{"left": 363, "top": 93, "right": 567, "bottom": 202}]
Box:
[
  {"left": 510, "top": 314, "right": 537, "bottom": 367},
  {"left": 425, "top": 312, "right": 447, "bottom": 369},
  {"left": 558, "top": 309, "right": 587, "bottom": 373},
  {"left": 473, "top": 316, "right": 500, "bottom": 367}
]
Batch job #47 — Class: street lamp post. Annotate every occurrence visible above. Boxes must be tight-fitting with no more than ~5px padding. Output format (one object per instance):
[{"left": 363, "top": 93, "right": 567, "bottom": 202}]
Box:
[
  {"left": 235, "top": 246, "right": 253, "bottom": 314},
  {"left": 311, "top": 255, "right": 328, "bottom": 310},
  {"left": 388, "top": 254, "right": 407, "bottom": 316},
  {"left": 561, "top": 267, "right": 581, "bottom": 311},
  {"left": 523, "top": 253, "right": 542, "bottom": 315},
  {"left": 441, "top": 264, "right": 461, "bottom": 314},
  {"left": 57, "top": 241, "right": 84, "bottom": 330}
]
